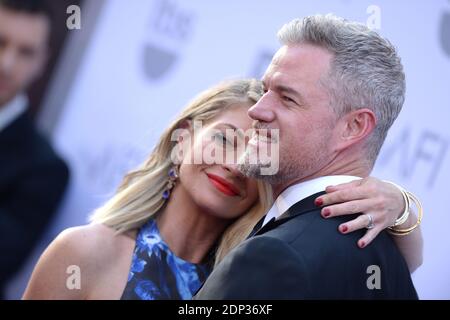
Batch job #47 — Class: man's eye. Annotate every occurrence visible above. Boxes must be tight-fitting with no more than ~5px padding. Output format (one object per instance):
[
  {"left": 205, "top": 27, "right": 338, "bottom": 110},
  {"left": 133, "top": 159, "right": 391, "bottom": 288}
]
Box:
[{"left": 282, "top": 96, "right": 295, "bottom": 103}]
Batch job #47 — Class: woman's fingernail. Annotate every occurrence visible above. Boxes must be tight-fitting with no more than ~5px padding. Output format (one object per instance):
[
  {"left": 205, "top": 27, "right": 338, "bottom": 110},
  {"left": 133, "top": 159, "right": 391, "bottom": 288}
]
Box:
[
  {"left": 340, "top": 225, "right": 348, "bottom": 233},
  {"left": 315, "top": 198, "right": 323, "bottom": 206},
  {"left": 322, "top": 208, "right": 330, "bottom": 217},
  {"left": 359, "top": 241, "right": 366, "bottom": 248}
]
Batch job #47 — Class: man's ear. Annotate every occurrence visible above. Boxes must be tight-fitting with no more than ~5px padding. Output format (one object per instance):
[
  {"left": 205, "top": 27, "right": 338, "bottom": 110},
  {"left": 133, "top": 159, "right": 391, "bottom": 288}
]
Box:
[
  {"left": 334, "top": 108, "right": 376, "bottom": 152},
  {"left": 34, "top": 46, "right": 50, "bottom": 79},
  {"left": 29, "top": 45, "right": 49, "bottom": 85}
]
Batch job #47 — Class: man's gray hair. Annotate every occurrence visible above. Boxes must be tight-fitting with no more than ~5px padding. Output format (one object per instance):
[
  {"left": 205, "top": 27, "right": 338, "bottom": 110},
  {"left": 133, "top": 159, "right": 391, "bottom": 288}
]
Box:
[{"left": 277, "top": 14, "right": 405, "bottom": 165}]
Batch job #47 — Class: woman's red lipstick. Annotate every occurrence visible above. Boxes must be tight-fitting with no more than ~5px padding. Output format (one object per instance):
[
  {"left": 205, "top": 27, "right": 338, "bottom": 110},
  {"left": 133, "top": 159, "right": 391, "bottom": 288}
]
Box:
[{"left": 206, "top": 173, "right": 240, "bottom": 197}]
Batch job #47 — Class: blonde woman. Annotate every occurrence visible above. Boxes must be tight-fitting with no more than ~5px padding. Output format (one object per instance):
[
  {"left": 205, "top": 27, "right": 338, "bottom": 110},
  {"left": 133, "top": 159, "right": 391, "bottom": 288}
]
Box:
[{"left": 23, "top": 79, "right": 422, "bottom": 300}]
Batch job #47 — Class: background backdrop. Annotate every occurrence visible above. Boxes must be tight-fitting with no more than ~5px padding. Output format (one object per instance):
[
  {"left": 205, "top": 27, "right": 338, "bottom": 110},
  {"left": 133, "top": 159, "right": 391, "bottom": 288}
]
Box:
[{"left": 7, "top": 0, "right": 450, "bottom": 299}]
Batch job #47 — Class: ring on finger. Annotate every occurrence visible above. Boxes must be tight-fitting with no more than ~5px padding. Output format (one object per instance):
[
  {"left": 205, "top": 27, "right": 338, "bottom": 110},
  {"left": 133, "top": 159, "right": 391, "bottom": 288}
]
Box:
[{"left": 364, "top": 214, "right": 375, "bottom": 229}]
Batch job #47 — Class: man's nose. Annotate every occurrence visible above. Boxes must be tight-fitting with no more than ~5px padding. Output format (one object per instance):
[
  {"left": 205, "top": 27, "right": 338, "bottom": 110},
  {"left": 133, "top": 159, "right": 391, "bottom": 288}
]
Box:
[
  {"left": 248, "top": 93, "right": 275, "bottom": 123},
  {"left": 0, "top": 48, "right": 16, "bottom": 74}
]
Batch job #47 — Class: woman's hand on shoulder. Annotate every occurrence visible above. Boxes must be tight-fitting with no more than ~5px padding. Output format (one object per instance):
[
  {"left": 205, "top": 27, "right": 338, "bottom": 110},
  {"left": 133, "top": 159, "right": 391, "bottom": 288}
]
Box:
[{"left": 314, "top": 177, "right": 405, "bottom": 248}]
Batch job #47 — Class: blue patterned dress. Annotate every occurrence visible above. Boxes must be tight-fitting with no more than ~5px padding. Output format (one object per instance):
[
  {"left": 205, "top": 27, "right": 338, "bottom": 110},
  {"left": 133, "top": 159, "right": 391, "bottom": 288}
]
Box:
[{"left": 120, "top": 219, "right": 212, "bottom": 300}]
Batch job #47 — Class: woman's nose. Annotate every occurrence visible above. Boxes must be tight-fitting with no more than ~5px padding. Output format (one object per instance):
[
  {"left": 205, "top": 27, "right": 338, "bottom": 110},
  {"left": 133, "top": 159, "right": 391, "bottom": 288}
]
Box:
[{"left": 222, "top": 162, "right": 245, "bottom": 180}]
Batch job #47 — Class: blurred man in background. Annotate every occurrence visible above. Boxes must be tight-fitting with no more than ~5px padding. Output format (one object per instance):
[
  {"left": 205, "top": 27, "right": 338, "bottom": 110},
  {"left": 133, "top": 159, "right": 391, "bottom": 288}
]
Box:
[{"left": 0, "top": 0, "right": 69, "bottom": 298}]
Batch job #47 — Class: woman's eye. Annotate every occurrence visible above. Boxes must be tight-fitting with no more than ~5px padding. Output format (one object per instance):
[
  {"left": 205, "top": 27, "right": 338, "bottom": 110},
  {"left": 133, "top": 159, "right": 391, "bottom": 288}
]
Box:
[{"left": 214, "top": 133, "right": 232, "bottom": 146}]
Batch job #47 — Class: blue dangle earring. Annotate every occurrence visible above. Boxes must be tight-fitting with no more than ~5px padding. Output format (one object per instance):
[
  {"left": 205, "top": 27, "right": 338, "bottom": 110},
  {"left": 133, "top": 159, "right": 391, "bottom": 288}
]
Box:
[{"left": 162, "top": 166, "right": 179, "bottom": 200}]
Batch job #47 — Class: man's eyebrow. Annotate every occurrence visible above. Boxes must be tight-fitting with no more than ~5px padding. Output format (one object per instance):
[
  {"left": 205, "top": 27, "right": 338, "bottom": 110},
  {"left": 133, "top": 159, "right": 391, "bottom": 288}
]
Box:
[
  {"left": 262, "top": 80, "right": 268, "bottom": 90},
  {"left": 262, "top": 78, "right": 307, "bottom": 104}
]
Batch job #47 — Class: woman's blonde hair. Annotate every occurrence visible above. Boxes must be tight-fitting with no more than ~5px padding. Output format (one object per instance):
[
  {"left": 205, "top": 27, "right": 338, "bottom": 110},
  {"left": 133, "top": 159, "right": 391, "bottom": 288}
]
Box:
[{"left": 90, "top": 79, "right": 273, "bottom": 266}]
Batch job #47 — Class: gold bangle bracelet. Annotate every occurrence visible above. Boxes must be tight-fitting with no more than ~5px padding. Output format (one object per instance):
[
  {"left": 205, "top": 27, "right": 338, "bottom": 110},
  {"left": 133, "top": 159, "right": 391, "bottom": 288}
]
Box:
[
  {"left": 394, "top": 189, "right": 411, "bottom": 226},
  {"left": 383, "top": 180, "right": 410, "bottom": 227},
  {"left": 387, "top": 191, "right": 423, "bottom": 236}
]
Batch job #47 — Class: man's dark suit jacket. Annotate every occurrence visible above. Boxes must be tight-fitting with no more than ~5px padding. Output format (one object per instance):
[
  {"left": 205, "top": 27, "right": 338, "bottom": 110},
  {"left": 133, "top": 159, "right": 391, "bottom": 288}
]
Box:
[
  {"left": 0, "top": 113, "right": 69, "bottom": 295},
  {"left": 195, "top": 192, "right": 418, "bottom": 299}
]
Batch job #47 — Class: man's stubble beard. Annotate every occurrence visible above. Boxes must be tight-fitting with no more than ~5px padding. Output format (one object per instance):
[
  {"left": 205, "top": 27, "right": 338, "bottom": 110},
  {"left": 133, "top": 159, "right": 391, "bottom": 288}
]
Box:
[{"left": 238, "top": 136, "right": 332, "bottom": 188}]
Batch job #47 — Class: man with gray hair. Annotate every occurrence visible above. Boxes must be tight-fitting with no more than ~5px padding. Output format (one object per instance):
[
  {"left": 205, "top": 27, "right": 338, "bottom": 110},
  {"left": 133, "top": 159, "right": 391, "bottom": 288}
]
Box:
[{"left": 195, "top": 14, "right": 418, "bottom": 299}]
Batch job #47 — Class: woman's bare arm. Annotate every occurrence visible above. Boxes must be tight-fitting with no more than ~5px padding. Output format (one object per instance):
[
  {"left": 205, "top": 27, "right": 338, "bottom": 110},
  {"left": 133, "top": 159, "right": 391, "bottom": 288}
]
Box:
[
  {"left": 315, "top": 177, "right": 423, "bottom": 273},
  {"left": 22, "top": 226, "right": 98, "bottom": 299}
]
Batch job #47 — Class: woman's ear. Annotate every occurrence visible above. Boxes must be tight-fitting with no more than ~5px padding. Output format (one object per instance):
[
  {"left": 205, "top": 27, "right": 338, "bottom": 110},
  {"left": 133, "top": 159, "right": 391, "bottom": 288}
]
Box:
[
  {"left": 171, "top": 119, "right": 193, "bottom": 164},
  {"left": 335, "top": 108, "right": 377, "bottom": 151},
  {"left": 177, "top": 119, "right": 192, "bottom": 130}
]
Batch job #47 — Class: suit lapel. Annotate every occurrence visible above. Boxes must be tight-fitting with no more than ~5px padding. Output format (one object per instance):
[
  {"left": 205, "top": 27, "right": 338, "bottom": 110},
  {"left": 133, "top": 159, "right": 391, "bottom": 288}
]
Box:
[
  {"left": 252, "top": 191, "right": 326, "bottom": 237},
  {"left": 194, "top": 191, "right": 327, "bottom": 299},
  {"left": 246, "top": 214, "right": 268, "bottom": 239}
]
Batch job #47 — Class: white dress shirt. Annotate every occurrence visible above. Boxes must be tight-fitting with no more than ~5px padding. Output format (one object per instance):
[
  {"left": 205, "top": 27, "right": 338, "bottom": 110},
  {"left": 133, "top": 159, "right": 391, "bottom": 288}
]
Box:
[
  {"left": 262, "top": 175, "right": 362, "bottom": 226},
  {"left": 0, "top": 94, "right": 27, "bottom": 133}
]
